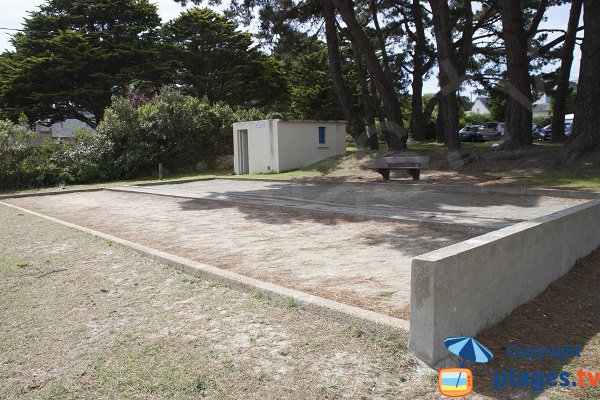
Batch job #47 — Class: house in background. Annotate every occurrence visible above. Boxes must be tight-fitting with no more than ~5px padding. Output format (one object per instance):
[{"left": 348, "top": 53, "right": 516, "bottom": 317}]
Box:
[
  {"left": 469, "top": 80, "right": 578, "bottom": 118},
  {"left": 532, "top": 93, "right": 552, "bottom": 119},
  {"left": 31, "top": 113, "right": 95, "bottom": 147},
  {"left": 232, "top": 120, "right": 347, "bottom": 174},
  {"left": 470, "top": 97, "right": 491, "bottom": 114}
]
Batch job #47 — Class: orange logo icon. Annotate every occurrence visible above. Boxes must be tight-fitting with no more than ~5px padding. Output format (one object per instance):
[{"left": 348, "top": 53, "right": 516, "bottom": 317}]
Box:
[{"left": 438, "top": 368, "right": 473, "bottom": 397}]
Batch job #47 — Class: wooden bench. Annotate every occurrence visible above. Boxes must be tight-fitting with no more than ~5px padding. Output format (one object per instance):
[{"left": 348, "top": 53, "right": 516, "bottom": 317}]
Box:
[{"left": 365, "top": 154, "right": 430, "bottom": 181}]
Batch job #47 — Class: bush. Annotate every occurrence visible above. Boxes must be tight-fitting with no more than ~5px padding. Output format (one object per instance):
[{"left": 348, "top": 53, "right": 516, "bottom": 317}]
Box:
[
  {"left": 16, "top": 130, "right": 107, "bottom": 188},
  {"left": 1, "top": 87, "right": 265, "bottom": 190},
  {"left": 461, "top": 112, "right": 493, "bottom": 126},
  {"left": 533, "top": 115, "right": 552, "bottom": 127},
  {"left": 99, "top": 87, "right": 265, "bottom": 178},
  {"left": 0, "top": 118, "right": 36, "bottom": 190}
]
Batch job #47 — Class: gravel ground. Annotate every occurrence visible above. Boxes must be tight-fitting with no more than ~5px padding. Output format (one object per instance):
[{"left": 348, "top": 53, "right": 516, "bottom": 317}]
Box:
[{"left": 4, "top": 190, "right": 476, "bottom": 319}]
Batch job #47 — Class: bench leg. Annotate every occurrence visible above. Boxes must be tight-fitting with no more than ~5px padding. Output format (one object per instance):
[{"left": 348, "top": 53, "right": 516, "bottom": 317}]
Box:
[
  {"left": 377, "top": 168, "right": 391, "bottom": 181},
  {"left": 408, "top": 169, "right": 420, "bottom": 180}
]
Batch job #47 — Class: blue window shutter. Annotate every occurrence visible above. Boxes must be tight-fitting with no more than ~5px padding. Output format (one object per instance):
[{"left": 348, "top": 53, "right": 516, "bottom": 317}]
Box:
[{"left": 318, "top": 127, "right": 326, "bottom": 144}]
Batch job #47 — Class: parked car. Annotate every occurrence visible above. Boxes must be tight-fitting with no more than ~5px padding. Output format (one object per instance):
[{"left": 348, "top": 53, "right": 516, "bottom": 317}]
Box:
[
  {"left": 565, "top": 122, "right": 573, "bottom": 136},
  {"left": 540, "top": 124, "right": 552, "bottom": 140},
  {"left": 459, "top": 125, "right": 482, "bottom": 142},
  {"left": 542, "top": 122, "right": 572, "bottom": 139},
  {"left": 497, "top": 122, "right": 506, "bottom": 135},
  {"left": 478, "top": 122, "right": 502, "bottom": 141},
  {"left": 532, "top": 123, "right": 545, "bottom": 141}
]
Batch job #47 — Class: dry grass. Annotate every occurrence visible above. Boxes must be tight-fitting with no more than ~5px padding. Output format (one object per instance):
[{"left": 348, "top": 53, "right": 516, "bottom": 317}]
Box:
[
  {"left": 0, "top": 205, "right": 434, "bottom": 399},
  {"left": 1, "top": 204, "right": 598, "bottom": 399}
]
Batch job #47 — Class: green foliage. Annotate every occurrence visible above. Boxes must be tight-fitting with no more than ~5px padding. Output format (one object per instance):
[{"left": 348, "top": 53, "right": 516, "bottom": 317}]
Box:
[
  {"left": 0, "top": 0, "right": 165, "bottom": 125},
  {"left": 1, "top": 87, "right": 263, "bottom": 190},
  {"left": 18, "top": 130, "right": 107, "bottom": 187},
  {"left": 533, "top": 115, "right": 552, "bottom": 127},
  {"left": 99, "top": 87, "right": 264, "bottom": 178},
  {"left": 0, "top": 123, "right": 107, "bottom": 190},
  {"left": 281, "top": 37, "right": 354, "bottom": 120},
  {"left": 550, "top": 88, "right": 577, "bottom": 116},
  {"left": 488, "top": 85, "right": 507, "bottom": 122},
  {"left": 461, "top": 113, "right": 493, "bottom": 126},
  {"left": 0, "top": 118, "right": 36, "bottom": 190},
  {"left": 160, "top": 8, "right": 288, "bottom": 109}
]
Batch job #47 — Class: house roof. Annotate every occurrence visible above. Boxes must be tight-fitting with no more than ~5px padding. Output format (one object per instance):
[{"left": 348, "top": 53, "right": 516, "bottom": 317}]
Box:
[
  {"left": 471, "top": 97, "right": 490, "bottom": 111},
  {"left": 532, "top": 103, "right": 551, "bottom": 112}
]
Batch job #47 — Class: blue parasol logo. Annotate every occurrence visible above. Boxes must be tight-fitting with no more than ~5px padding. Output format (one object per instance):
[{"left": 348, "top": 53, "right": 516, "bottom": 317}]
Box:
[
  {"left": 439, "top": 337, "right": 492, "bottom": 397},
  {"left": 445, "top": 336, "right": 493, "bottom": 366}
]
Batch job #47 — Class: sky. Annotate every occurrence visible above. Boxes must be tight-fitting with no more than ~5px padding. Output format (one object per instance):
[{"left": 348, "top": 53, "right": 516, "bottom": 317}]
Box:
[{"left": 0, "top": 0, "right": 583, "bottom": 96}]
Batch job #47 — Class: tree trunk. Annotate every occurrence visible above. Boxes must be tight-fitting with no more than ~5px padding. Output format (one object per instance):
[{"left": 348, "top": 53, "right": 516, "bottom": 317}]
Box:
[
  {"left": 369, "top": 79, "right": 386, "bottom": 147},
  {"left": 411, "top": 73, "right": 426, "bottom": 142},
  {"left": 423, "top": 93, "right": 439, "bottom": 125},
  {"left": 429, "top": 0, "right": 460, "bottom": 149},
  {"left": 410, "top": 0, "right": 427, "bottom": 142},
  {"left": 332, "top": 0, "right": 407, "bottom": 150},
  {"left": 435, "top": 109, "right": 444, "bottom": 143},
  {"left": 322, "top": 0, "right": 363, "bottom": 143},
  {"left": 498, "top": 0, "right": 533, "bottom": 148},
  {"left": 551, "top": 0, "right": 582, "bottom": 143},
  {"left": 351, "top": 40, "right": 379, "bottom": 149},
  {"left": 556, "top": 0, "right": 600, "bottom": 162}
]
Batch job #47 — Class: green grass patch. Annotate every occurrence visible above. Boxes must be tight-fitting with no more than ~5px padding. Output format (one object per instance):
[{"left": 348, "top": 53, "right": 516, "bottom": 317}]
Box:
[
  {"left": 251, "top": 289, "right": 271, "bottom": 302},
  {"left": 521, "top": 172, "right": 600, "bottom": 189},
  {"left": 344, "top": 324, "right": 407, "bottom": 356},
  {"left": 0, "top": 257, "right": 31, "bottom": 276}
]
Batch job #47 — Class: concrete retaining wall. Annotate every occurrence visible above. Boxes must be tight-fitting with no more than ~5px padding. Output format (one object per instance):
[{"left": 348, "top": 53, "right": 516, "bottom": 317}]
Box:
[{"left": 409, "top": 199, "right": 600, "bottom": 366}]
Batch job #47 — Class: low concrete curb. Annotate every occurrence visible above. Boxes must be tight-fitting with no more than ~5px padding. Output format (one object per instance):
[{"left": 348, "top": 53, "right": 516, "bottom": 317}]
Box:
[
  {"left": 130, "top": 177, "right": 216, "bottom": 187},
  {"left": 1, "top": 201, "right": 409, "bottom": 337},
  {"left": 0, "top": 188, "right": 104, "bottom": 201},
  {"left": 136, "top": 177, "right": 599, "bottom": 200},
  {"left": 424, "top": 183, "right": 600, "bottom": 199},
  {"left": 409, "top": 199, "right": 600, "bottom": 366}
]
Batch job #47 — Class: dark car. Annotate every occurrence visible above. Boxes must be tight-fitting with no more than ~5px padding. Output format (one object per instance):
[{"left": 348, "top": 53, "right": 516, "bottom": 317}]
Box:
[
  {"left": 540, "top": 124, "right": 553, "bottom": 140},
  {"left": 542, "top": 123, "right": 572, "bottom": 140},
  {"left": 459, "top": 125, "right": 482, "bottom": 142},
  {"left": 478, "top": 122, "right": 503, "bottom": 141},
  {"left": 532, "top": 124, "right": 545, "bottom": 141}
]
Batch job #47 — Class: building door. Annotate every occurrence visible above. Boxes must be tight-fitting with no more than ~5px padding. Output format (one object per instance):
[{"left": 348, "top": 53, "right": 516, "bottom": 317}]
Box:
[{"left": 238, "top": 130, "right": 249, "bottom": 174}]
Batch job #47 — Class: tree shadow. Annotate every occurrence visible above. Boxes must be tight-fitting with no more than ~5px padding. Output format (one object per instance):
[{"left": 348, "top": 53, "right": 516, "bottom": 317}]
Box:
[
  {"left": 164, "top": 177, "right": 571, "bottom": 232},
  {"left": 467, "top": 247, "right": 600, "bottom": 398}
]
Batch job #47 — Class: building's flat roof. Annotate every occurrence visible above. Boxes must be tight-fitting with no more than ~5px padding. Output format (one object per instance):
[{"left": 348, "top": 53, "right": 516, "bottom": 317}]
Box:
[
  {"left": 277, "top": 119, "right": 347, "bottom": 124},
  {"left": 233, "top": 119, "right": 347, "bottom": 125}
]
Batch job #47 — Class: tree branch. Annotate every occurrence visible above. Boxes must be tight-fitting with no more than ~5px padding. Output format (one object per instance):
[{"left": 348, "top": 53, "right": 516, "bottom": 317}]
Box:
[
  {"left": 527, "top": 0, "right": 550, "bottom": 38},
  {"left": 536, "top": 26, "right": 584, "bottom": 56}
]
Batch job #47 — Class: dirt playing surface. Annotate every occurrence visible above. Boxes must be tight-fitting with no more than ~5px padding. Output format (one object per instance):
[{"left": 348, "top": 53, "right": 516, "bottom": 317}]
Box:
[
  {"left": 116, "top": 179, "right": 590, "bottom": 230},
  {"left": 5, "top": 190, "right": 477, "bottom": 319}
]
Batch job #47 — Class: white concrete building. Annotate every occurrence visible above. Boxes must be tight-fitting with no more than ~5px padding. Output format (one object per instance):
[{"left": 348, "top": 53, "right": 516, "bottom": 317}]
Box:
[{"left": 232, "top": 120, "right": 347, "bottom": 174}]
